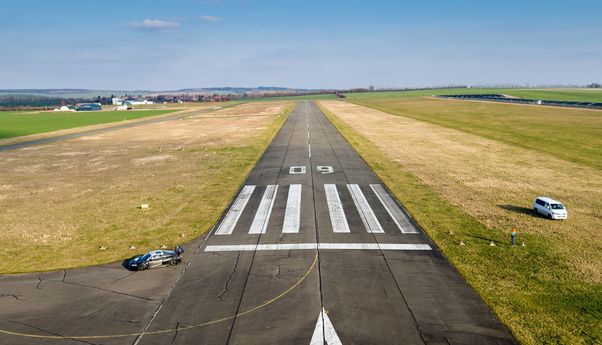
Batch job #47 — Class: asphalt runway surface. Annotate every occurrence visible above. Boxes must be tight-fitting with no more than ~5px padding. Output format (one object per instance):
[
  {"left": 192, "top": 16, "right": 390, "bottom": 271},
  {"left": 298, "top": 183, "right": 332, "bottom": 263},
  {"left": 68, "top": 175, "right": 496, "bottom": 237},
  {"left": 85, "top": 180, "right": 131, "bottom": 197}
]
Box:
[{"left": 0, "top": 101, "right": 517, "bottom": 344}]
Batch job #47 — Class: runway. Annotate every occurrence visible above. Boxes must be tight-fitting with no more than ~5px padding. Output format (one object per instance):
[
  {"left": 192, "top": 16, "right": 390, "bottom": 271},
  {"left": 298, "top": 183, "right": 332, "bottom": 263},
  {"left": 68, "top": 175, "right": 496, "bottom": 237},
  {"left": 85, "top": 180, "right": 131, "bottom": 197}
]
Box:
[{"left": 0, "top": 101, "right": 516, "bottom": 344}]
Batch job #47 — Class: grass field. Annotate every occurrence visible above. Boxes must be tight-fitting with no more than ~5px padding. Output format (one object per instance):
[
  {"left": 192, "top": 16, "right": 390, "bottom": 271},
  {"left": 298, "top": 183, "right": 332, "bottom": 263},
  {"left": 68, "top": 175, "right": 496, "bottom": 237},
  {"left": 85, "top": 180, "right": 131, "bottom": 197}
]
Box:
[
  {"left": 0, "top": 101, "right": 293, "bottom": 273},
  {"left": 344, "top": 88, "right": 602, "bottom": 102},
  {"left": 319, "top": 100, "right": 601, "bottom": 345},
  {"left": 348, "top": 97, "right": 602, "bottom": 170},
  {"left": 0, "top": 109, "right": 177, "bottom": 139}
]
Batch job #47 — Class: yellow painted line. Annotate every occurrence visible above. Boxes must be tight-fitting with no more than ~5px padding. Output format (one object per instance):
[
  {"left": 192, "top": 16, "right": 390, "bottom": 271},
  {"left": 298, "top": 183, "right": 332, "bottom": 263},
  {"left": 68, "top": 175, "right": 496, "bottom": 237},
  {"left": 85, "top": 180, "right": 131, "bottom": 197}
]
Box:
[{"left": 0, "top": 252, "right": 319, "bottom": 340}]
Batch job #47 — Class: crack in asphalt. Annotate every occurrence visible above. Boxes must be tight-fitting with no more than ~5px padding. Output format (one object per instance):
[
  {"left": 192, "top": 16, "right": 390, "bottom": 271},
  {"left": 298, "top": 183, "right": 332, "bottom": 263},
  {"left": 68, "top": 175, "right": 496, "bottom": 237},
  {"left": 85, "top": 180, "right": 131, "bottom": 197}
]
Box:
[
  {"left": 10, "top": 320, "right": 98, "bottom": 345},
  {"left": 132, "top": 230, "right": 213, "bottom": 345},
  {"left": 111, "top": 271, "right": 138, "bottom": 284},
  {"left": 42, "top": 278, "right": 156, "bottom": 301},
  {"left": 0, "top": 293, "right": 23, "bottom": 301},
  {"left": 217, "top": 252, "right": 241, "bottom": 302},
  {"left": 36, "top": 276, "right": 43, "bottom": 290},
  {"left": 170, "top": 322, "right": 180, "bottom": 343}
]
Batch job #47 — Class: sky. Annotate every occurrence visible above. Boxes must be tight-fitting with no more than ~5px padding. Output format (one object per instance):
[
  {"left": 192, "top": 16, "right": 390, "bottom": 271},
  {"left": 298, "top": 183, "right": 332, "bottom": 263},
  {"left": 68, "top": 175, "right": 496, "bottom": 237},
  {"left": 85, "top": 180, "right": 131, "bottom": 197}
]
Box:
[{"left": 1, "top": 0, "right": 601, "bottom": 90}]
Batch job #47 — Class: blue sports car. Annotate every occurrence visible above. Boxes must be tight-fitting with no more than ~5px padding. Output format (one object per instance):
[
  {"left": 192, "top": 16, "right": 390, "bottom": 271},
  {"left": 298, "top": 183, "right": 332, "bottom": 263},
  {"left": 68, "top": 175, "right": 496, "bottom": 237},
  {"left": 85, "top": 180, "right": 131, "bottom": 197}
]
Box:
[{"left": 127, "top": 246, "right": 184, "bottom": 270}]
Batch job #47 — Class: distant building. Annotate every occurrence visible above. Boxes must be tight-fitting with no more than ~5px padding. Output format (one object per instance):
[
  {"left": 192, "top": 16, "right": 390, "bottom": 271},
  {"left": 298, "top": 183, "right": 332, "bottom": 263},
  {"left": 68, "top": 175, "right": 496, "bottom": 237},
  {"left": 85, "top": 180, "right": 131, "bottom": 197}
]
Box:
[
  {"left": 53, "top": 105, "right": 76, "bottom": 112},
  {"left": 125, "top": 99, "right": 154, "bottom": 106},
  {"left": 112, "top": 98, "right": 124, "bottom": 105},
  {"left": 114, "top": 105, "right": 129, "bottom": 111},
  {"left": 76, "top": 103, "right": 102, "bottom": 111}
]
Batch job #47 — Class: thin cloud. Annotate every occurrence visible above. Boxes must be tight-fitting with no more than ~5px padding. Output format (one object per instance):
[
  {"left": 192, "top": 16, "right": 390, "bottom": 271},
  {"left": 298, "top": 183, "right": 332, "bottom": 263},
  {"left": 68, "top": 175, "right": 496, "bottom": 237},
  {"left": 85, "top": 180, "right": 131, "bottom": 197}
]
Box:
[
  {"left": 129, "top": 19, "right": 180, "bottom": 31},
  {"left": 199, "top": 15, "right": 223, "bottom": 23}
]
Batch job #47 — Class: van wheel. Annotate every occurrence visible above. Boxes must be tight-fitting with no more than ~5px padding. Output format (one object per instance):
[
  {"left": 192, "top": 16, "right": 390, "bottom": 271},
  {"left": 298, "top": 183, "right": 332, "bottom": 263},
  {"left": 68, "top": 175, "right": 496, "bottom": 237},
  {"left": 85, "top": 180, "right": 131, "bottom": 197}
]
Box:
[{"left": 548, "top": 214, "right": 553, "bottom": 220}]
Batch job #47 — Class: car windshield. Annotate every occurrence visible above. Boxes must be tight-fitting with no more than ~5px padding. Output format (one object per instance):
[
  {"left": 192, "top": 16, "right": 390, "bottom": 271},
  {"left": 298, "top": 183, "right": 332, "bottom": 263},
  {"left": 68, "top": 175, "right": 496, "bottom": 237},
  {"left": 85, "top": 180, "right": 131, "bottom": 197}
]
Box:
[
  {"left": 139, "top": 254, "right": 151, "bottom": 261},
  {"left": 551, "top": 204, "right": 564, "bottom": 210}
]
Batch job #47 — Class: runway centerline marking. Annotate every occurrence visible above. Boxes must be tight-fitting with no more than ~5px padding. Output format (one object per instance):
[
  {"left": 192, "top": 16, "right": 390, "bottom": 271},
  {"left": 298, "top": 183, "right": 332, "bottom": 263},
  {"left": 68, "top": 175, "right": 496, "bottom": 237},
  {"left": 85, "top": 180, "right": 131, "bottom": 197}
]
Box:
[
  {"left": 310, "top": 308, "right": 342, "bottom": 345},
  {"left": 249, "top": 185, "right": 278, "bottom": 234},
  {"left": 204, "top": 243, "right": 432, "bottom": 252},
  {"left": 215, "top": 185, "right": 255, "bottom": 235}
]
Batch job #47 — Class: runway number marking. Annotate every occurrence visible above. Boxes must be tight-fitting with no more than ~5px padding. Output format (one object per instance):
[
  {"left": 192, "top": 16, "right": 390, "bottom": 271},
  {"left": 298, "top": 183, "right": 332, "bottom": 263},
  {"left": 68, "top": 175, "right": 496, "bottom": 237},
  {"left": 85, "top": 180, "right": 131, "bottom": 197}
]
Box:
[
  {"left": 215, "top": 185, "right": 256, "bottom": 235},
  {"left": 317, "top": 166, "right": 334, "bottom": 174},
  {"left": 310, "top": 308, "right": 342, "bottom": 345},
  {"left": 289, "top": 166, "right": 306, "bottom": 174},
  {"left": 249, "top": 185, "right": 278, "bottom": 234}
]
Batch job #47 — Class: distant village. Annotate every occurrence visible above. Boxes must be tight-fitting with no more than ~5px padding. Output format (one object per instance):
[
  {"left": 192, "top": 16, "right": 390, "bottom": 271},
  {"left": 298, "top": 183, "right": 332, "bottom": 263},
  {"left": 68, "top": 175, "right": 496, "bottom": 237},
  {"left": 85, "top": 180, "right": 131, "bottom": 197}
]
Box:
[{"left": 53, "top": 94, "right": 230, "bottom": 112}]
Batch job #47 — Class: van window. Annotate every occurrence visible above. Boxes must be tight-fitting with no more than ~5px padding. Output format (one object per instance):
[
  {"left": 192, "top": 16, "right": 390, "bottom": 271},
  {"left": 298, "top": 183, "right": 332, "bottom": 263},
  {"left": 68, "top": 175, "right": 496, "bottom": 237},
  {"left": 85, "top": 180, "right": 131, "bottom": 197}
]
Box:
[
  {"left": 536, "top": 199, "right": 545, "bottom": 206},
  {"left": 551, "top": 204, "right": 564, "bottom": 210}
]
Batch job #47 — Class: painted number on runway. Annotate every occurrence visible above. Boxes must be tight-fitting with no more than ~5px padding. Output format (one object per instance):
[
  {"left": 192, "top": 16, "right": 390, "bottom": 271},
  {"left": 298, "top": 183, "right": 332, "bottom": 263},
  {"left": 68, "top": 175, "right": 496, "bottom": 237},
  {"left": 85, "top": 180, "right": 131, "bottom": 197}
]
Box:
[
  {"left": 317, "top": 166, "right": 334, "bottom": 174},
  {"left": 289, "top": 166, "right": 306, "bottom": 174}
]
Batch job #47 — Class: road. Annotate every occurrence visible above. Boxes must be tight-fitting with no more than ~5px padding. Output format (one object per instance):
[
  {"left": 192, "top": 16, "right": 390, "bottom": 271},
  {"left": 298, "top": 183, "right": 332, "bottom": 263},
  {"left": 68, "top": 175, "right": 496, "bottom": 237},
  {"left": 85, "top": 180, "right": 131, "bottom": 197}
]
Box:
[{"left": 0, "top": 101, "right": 516, "bottom": 344}]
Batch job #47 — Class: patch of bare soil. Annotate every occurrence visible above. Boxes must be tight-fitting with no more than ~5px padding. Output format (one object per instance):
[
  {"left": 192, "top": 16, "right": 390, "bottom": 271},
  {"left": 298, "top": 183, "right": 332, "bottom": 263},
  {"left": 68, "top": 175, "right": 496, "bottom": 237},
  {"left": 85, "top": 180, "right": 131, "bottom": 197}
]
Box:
[
  {"left": 320, "top": 100, "right": 602, "bottom": 284},
  {"left": 0, "top": 101, "right": 291, "bottom": 272}
]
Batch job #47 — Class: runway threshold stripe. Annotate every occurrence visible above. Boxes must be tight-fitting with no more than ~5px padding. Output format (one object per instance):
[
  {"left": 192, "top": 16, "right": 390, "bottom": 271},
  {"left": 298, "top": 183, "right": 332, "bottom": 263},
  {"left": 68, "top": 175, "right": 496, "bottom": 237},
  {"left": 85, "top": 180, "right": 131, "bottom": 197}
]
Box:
[
  {"left": 249, "top": 185, "right": 278, "bottom": 234},
  {"left": 214, "top": 185, "right": 256, "bottom": 235},
  {"left": 205, "top": 243, "right": 432, "bottom": 252},
  {"left": 324, "top": 184, "right": 350, "bottom": 233},
  {"left": 370, "top": 184, "right": 418, "bottom": 234},
  {"left": 282, "top": 184, "right": 302, "bottom": 233},
  {"left": 347, "top": 184, "right": 384, "bottom": 233}
]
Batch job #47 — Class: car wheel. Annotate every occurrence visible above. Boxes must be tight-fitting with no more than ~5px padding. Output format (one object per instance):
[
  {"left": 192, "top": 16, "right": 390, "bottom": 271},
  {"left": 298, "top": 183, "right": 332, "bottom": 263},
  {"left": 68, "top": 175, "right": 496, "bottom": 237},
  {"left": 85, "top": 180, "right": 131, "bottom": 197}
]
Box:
[
  {"left": 548, "top": 214, "right": 553, "bottom": 220},
  {"left": 138, "top": 262, "right": 149, "bottom": 270},
  {"left": 169, "top": 258, "right": 179, "bottom": 266}
]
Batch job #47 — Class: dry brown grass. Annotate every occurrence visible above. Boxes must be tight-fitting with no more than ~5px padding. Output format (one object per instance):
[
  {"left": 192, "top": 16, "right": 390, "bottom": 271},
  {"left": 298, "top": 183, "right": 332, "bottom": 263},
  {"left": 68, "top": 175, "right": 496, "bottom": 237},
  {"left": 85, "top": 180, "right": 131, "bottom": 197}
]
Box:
[
  {"left": 0, "top": 101, "right": 292, "bottom": 273},
  {"left": 320, "top": 100, "right": 602, "bottom": 284}
]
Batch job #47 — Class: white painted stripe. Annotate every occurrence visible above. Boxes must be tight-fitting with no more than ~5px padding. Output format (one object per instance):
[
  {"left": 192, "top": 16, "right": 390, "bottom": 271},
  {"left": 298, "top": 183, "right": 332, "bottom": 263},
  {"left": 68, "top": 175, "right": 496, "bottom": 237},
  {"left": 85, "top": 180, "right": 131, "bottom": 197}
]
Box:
[
  {"left": 283, "top": 184, "right": 302, "bottom": 233},
  {"left": 204, "top": 243, "right": 432, "bottom": 252},
  {"left": 214, "top": 185, "right": 256, "bottom": 235},
  {"left": 347, "top": 184, "right": 384, "bottom": 233},
  {"left": 370, "top": 184, "right": 418, "bottom": 234},
  {"left": 249, "top": 185, "right": 278, "bottom": 234},
  {"left": 310, "top": 308, "right": 342, "bottom": 345},
  {"left": 324, "top": 184, "right": 350, "bottom": 233},
  {"left": 308, "top": 144, "right": 311, "bottom": 158}
]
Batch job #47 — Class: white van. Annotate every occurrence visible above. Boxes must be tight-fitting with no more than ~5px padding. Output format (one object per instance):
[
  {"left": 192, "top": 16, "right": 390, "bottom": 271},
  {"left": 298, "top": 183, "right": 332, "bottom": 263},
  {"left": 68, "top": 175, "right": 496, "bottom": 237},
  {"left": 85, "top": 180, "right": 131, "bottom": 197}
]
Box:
[{"left": 533, "top": 197, "right": 567, "bottom": 220}]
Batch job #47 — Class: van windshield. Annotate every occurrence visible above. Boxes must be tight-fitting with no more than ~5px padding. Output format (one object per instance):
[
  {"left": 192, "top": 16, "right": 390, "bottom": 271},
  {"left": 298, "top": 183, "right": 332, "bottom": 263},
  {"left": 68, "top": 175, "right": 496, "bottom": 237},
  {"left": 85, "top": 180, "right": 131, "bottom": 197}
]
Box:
[{"left": 551, "top": 204, "right": 564, "bottom": 210}]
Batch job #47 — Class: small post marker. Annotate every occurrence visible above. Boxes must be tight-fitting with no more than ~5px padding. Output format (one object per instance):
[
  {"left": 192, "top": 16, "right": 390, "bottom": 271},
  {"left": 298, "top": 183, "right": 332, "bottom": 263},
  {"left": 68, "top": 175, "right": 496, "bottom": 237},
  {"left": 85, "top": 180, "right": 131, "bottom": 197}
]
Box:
[
  {"left": 140, "top": 204, "right": 149, "bottom": 210},
  {"left": 459, "top": 241, "right": 465, "bottom": 246},
  {"left": 489, "top": 241, "right": 496, "bottom": 247},
  {"left": 511, "top": 228, "right": 518, "bottom": 246}
]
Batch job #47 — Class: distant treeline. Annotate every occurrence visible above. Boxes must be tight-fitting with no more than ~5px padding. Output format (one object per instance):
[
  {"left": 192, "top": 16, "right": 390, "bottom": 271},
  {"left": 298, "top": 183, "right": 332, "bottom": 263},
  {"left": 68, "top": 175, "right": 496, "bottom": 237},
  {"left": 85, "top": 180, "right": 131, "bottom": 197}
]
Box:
[{"left": 0, "top": 94, "right": 114, "bottom": 111}]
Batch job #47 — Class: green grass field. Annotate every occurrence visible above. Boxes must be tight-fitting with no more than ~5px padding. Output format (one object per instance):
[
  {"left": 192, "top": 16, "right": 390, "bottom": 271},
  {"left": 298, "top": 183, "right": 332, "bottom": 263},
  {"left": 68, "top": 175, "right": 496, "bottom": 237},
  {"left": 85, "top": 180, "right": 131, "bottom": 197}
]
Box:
[
  {"left": 348, "top": 97, "right": 602, "bottom": 170},
  {"left": 243, "top": 93, "right": 338, "bottom": 102},
  {"left": 0, "top": 109, "right": 177, "bottom": 139},
  {"left": 344, "top": 88, "right": 602, "bottom": 102},
  {"left": 319, "top": 103, "right": 602, "bottom": 345}
]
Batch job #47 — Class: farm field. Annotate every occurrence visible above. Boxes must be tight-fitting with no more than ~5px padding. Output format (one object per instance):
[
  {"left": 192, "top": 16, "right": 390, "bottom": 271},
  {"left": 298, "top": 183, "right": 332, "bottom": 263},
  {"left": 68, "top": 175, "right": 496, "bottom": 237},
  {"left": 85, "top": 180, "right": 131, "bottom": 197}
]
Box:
[
  {"left": 319, "top": 99, "right": 601, "bottom": 345},
  {"left": 0, "top": 101, "right": 293, "bottom": 273},
  {"left": 344, "top": 87, "right": 602, "bottom": 102},
  {"left": 0, "top": 109, "right": 177, "bottom": 139},
  {"left": 348, "top": 96, "right": 602, "bottom": 170}
]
